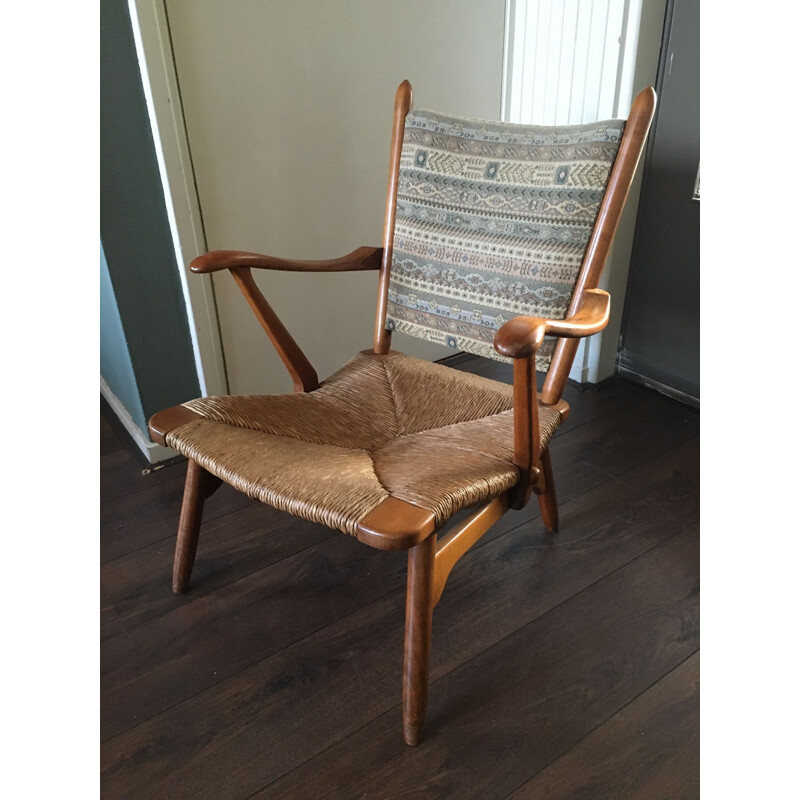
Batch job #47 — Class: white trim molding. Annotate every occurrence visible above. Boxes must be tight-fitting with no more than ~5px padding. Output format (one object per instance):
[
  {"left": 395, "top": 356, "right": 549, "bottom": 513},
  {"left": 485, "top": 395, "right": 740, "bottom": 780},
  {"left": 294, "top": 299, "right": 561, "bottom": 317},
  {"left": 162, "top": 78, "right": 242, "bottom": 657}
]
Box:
[
  {"left": 101, "top": 377, "right": 178, "bottom": 464},
  {"left": 127, "top": 0, "right": 228, "bottom": 397}
]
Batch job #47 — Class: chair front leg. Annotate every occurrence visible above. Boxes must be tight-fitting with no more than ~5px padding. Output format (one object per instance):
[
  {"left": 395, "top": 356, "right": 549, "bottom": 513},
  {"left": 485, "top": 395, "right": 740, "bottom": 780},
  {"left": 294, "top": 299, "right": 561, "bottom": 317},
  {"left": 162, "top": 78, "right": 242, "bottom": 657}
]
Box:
[
  {"left": 403, "top": 534, "right": 436, "bottom": 745},
  {"left": 537, "top": 447, "right": 559, "bottom": 532},
  {"left": 173, "top": 459, "right": 211, "bottom": 594}
]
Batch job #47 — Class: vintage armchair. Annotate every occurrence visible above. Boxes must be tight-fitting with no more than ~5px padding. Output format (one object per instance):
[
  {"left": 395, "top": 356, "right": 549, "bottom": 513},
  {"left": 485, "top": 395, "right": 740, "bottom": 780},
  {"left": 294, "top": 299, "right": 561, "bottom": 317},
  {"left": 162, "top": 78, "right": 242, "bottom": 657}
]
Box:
[{"left": 149, "top": 81, "right": 656, "bottom": 746}]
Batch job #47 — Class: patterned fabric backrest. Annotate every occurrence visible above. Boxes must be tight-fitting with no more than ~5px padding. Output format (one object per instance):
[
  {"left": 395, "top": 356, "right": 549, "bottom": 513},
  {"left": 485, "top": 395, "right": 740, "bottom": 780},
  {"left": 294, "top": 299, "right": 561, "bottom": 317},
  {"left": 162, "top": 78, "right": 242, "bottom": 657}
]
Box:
[{"left": 386, "top": 110, "right": 626, "bottom": 371}]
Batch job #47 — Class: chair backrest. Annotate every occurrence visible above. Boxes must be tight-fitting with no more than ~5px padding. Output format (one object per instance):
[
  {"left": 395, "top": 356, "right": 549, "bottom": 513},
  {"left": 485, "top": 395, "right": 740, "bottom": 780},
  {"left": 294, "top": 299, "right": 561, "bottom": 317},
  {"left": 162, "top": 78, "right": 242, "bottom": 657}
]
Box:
[{"left": 373, "top": 81, "right": 656, "bottom": 404}]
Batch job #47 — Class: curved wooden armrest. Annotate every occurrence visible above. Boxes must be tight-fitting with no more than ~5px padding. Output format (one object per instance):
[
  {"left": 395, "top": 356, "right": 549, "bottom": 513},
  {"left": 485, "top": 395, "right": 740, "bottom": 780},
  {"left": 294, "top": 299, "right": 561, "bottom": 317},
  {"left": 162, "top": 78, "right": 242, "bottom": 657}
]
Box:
[
  {"left": 190, "top": 246, "right": 383, "bottom": 274},
  {"left": 493, "top": 289, "right": 610, "bottom": 359},
  {"left": 189, "top": 246, "right": 381, "bottom": 393},
  {"left": 495, "top": 289, "right": 610, "bottom": 507}
]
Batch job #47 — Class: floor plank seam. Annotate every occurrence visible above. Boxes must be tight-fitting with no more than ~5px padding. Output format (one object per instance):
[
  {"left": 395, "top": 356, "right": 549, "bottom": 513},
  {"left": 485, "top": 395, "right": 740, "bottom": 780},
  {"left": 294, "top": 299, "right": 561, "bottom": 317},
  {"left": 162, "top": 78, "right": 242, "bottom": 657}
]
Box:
[
  {"left": 499, "top": 647, "right": 701, "bottom": 799},
  {"left": 102, "top": 527, "right": 341, "bottom": 629},
  {"left": 101, "top": 573, "right": 410, "bottom": 744},
  {"left": 101, "top": 490, "right": 258, "bottom": 565}
]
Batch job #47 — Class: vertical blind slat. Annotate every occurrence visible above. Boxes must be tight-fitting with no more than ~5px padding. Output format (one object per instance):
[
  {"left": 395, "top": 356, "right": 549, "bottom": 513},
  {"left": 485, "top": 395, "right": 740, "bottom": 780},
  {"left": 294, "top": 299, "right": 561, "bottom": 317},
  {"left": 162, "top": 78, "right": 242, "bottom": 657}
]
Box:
[{"left": 505, "top": 0, "right": 639, "bottom": 125}]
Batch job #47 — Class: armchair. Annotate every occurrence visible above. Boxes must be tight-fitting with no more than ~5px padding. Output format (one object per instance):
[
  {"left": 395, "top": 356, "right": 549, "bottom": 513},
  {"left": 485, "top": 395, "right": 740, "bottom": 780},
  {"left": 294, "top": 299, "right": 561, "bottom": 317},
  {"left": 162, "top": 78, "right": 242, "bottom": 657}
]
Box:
[{"left": 149, "top": 81, "right": 656, "bottom": 745}]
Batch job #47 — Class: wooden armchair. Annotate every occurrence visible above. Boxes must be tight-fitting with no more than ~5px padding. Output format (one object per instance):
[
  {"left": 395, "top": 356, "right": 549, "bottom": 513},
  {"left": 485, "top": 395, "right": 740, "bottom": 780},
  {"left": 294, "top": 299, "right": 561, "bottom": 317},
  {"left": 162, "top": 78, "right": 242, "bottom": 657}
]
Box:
[{"left": 149, "top": 81, "right": 656, "bottom": 746}]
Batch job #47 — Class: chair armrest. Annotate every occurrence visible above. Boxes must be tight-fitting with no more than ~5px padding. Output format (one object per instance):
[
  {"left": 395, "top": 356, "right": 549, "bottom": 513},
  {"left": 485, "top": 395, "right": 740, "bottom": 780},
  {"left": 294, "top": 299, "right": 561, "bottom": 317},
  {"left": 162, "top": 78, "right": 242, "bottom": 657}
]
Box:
[
  {"left": 189, "top": 246, "right": 381, "bottom": 393},
  {"left": 494, "top": 289, "right": 610, "bottom": 509},
  {"left": 190, "top": 246, "right": 383, "bottom": 274},
  {"left": 493, "top": 289, "right": 610, "bottom": 359}
]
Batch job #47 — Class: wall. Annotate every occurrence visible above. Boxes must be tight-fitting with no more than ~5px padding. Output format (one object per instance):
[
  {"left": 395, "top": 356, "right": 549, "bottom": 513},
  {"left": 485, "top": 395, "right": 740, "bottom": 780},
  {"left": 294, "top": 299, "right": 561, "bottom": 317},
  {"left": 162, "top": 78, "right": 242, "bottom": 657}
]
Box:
[
  {"left": 100, "top": 0, "right": 200, "bottom": 457},
  {"left": 165, "top": 0, "right": 507, "bottom": 395},
  {"left": 100, "top": 241, "right": 146, "bottom": 433},
  {"left": 617, "top": 0, "right": 700, "bottom": 403}
]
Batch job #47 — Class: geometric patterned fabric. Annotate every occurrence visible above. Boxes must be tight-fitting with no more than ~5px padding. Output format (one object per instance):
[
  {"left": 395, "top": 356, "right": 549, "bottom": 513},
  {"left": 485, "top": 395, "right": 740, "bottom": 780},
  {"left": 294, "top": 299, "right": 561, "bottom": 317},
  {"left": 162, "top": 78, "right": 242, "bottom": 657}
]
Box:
[
  {"left": 386, "top": 110, "right": 625, "bottom": 371},
  {"left": 166, "top": 351, "right": 562, "bottom": 537}
]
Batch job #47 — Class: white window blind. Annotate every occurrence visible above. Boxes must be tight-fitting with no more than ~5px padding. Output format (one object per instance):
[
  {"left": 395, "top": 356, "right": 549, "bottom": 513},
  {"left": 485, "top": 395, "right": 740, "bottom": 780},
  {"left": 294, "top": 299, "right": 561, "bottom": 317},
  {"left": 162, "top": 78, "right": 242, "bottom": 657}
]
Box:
[
  {"left": 503, "top": 0, "right": 643, "bottom": 125},
  {"left": 501, "top": 0, "right": 645, "bottom": 384}
]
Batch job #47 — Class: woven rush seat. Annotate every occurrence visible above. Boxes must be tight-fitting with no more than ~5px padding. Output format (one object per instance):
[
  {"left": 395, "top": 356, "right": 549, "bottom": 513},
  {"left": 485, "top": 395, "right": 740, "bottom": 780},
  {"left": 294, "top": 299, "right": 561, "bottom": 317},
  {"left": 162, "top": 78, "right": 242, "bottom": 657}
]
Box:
[{"left": 162, "top": 351, "right": 562, "bottom": 536}]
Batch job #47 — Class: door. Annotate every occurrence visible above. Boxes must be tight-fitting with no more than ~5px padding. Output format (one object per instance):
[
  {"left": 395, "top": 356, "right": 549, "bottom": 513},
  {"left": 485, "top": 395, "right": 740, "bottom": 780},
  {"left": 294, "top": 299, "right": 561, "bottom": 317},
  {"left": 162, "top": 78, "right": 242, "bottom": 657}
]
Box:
[
  {"left": 165, "top": 0, "right": 507, "bottom": 395},
  {"left": 617, "top": 0, "right": 700, "bottom": 405}
]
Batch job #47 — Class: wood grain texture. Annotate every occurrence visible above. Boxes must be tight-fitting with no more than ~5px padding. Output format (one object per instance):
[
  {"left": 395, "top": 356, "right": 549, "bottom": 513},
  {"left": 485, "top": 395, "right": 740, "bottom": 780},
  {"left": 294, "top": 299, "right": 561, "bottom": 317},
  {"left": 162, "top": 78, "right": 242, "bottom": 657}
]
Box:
[
  {"left": 402, "top": 535, "right": 436, "bottom": 745},
  {"left": 537, "top": 446, "right": 559, "bottom": 532},
  {"left": 100, "top": 467, "right": 253, "bottom": 563},
  {"left": 432, "top": 494, "right": 509, "bottom": 607},
  {"left": 190, "top": 245, "right": 382, "bottom": 274},
  {"left": 355, "top": 496, "right": 436, "bottom": 551},
  {"left": 373, "top": 80, "right": 413, "bottom": 354},
  {"left": 256, "top": 526, "right": 698, "bottom": 799},
  {"left": 147, "top": 405, "right": 203, "bottom": 447},
  {"left": 172, "top": 460, "right": 210, "bottom": 593},
  {"left": 100, "top": 531, "right": 408, "bottom": 742},
  {"left": 509, "top": 652, "right": 700, "bottom": 799},
  {"left": 101, "top": 502, "right": 335, "bottom": 631},
  {"left": 230, "top": 266, "right": 319, "bottom": 392},
  {"left": 510, "top": 355, "right": 540, "bottom": 508},
  {"left": 493, "top": 289, "right": 610, "bottom": 359}
]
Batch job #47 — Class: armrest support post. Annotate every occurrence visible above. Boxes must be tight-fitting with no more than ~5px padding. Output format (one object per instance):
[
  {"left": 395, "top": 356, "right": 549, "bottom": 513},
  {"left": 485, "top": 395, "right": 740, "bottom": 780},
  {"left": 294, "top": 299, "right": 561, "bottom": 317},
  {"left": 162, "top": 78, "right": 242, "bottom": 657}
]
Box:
[
  {"left": 494, "top": 289, "right": 611, "bottom": 507},
  {"left": 230, "top": 267, "right": 319, "bottom": 393},
  {"left": 510, "top": 355, "right": 541, "bottom": 509},
  {"left": 189, "top": 246, "right": 382, "bottom": 392}
]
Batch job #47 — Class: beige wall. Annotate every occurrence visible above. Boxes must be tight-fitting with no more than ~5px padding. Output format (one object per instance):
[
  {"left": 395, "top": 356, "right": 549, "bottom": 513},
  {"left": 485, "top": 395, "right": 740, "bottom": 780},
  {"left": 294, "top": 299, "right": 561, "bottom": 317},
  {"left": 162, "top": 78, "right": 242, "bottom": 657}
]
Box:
[{"left": 166, "top": 0, "right": 507, "bottom": 395}]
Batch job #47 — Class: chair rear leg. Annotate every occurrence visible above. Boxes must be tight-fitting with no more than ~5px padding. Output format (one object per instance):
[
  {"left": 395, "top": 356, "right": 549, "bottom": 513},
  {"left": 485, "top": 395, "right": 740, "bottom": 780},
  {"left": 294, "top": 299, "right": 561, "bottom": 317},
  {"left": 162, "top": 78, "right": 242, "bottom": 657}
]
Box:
[
  {"left": 538, "top": 447, "right": 559, "bottom": 532},
  {"left": 403, "top": 534, "right": 436, "bottom": 746},
  {"left": 173, "top": 459, "right": 210, "bottom": 593}
]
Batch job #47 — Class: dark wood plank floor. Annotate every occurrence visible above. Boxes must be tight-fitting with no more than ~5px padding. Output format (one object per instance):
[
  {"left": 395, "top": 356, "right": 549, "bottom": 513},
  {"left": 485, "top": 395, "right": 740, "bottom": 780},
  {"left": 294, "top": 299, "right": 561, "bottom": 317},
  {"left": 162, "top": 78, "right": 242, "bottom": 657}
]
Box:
[{"left": 100, "top": 359, "right": 699, "bottom": 799}]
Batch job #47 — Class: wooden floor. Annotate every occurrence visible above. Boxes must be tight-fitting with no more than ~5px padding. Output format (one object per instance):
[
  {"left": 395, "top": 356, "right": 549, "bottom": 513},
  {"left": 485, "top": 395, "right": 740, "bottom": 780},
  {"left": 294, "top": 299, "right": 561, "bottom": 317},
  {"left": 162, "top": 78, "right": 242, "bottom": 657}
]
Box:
[{"left": 101, "top": 358, "right": 699, "bottom": 799}]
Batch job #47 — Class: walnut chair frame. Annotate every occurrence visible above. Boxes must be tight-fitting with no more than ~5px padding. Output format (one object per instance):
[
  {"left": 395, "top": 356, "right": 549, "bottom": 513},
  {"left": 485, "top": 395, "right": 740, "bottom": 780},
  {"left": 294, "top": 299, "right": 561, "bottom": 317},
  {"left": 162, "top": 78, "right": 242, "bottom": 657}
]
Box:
[{"left": 149, "top": 81, "right": 656, "bottom": 746}]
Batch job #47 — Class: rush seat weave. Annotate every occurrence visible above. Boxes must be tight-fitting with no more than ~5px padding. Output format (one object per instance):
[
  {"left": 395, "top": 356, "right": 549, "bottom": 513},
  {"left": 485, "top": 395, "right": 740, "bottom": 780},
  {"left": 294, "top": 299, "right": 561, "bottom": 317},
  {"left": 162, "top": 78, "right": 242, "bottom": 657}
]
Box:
[{"left": 164, "top": 351, "right": 562, "bottom": 535}]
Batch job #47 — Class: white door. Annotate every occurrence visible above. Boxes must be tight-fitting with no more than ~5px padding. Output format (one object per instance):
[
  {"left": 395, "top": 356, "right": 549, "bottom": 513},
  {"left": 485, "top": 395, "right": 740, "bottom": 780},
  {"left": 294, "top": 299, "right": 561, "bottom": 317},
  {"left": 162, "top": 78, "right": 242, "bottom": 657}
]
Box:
[{"left": 165, "top": 0, "right": 507, "bottom": 395}]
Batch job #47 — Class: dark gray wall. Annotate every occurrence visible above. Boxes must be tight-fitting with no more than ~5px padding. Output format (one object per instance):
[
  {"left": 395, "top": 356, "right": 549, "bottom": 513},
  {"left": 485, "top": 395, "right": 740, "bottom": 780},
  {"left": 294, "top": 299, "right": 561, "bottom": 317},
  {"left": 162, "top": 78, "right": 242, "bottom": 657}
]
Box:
[
  {"left": 100, "top": 0, "right": 200, "bottom": 429},
  {"left": 618, "top": 0, "right": 699, "bottom": 404},
  {"left": 101, "top": 240, "right": 147, "bottom": 431}
]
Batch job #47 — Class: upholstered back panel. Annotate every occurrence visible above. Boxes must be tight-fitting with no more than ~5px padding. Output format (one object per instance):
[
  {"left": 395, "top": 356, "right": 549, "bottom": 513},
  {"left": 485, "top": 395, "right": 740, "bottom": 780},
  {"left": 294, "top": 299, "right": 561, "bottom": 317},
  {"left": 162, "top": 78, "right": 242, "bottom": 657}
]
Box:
[{"left": 386, "top": 110, "right": 625, "bottom": 371}]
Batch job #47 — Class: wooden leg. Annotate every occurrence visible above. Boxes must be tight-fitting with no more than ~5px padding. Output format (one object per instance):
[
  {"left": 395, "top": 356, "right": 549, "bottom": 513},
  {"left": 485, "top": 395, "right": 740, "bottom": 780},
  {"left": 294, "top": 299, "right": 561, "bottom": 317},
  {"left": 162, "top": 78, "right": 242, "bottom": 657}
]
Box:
[
  {"left": 537, "top": 447, "right": 559, "bottom": 532},
  {"left": 173, "top": 459, "right": 210, "bottom": 594},
  {"left": 403, "top": 534, "right": 436, "bottom": 746}
]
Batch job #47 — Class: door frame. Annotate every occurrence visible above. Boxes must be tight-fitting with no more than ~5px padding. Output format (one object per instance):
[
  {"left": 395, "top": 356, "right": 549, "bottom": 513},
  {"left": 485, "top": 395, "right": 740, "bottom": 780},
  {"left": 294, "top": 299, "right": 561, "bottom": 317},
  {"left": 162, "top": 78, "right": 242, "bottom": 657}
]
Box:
[{"left": 127, "top": 0, "right": 228, "bottom": 397}]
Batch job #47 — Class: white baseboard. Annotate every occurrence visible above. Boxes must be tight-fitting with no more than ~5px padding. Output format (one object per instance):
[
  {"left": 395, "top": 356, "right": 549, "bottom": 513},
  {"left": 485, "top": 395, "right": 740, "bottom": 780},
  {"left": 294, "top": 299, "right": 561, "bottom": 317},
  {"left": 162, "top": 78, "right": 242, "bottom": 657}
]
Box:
[
  {"left": 100, "top": 377, "right": 178, "bottom": 464},
  {"left": 568, "top": 338, "right": 590, "bottom": 383}
]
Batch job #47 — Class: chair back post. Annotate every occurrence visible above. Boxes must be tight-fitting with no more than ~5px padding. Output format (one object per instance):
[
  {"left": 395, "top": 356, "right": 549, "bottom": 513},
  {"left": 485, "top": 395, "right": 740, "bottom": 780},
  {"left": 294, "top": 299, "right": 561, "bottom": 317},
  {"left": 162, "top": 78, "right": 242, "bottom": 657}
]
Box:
[
  {"left": 540, "top": 87, "right": 657, "bottom": 406},
  {"left": 374, "top": 80, "right": 413, "bottom": 354}
]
